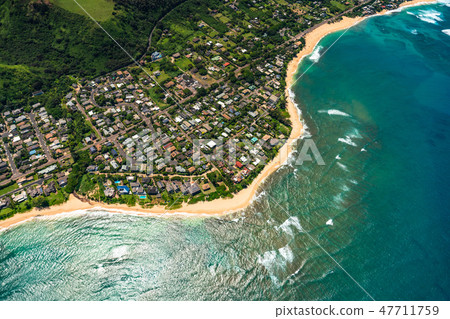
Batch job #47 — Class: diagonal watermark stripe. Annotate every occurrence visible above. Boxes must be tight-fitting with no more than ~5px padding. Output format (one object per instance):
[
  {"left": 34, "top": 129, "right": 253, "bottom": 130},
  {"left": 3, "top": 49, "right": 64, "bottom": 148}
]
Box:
[
  {"left": 288, "top": 18, "right": 364, "bottom": 90},
  {"left": 264, "top": 190, "right": 376, "bottom": 301},
  {"left": 72, "top": 0, "right": 214, "bottom": 218},
  {"left": 72, "top": 0, "right": 375, "bottom": 300},
  {"left": 72, "top": 0, "right": 183, "bottom": 111}
]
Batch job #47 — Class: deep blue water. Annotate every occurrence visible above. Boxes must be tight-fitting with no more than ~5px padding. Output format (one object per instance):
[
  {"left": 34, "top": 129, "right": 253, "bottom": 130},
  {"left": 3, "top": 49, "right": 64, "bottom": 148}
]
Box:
[{"left": 0, "top": 2, "right": 449, "bottom": 300}]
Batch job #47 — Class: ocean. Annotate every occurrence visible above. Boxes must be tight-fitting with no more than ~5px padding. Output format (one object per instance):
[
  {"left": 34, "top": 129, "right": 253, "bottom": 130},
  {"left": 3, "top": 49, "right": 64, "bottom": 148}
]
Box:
[{"left": 1, "top": 2, "right": 449, "bottom": 300}]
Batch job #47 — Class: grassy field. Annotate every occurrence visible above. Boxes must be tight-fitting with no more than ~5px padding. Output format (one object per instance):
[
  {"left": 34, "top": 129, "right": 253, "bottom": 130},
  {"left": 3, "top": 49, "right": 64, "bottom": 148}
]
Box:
[
  {"left": 331, "top": 1, "right": 347, "bottom": 11},
  {"left": 174, "top": 57, "right": 194, "bottom": 71},
  {"left": 50, "top": 0, "right": 115, "bottom": 21},
  {"left": 0, "top": 183, "right": 19, "bottom": 196}
]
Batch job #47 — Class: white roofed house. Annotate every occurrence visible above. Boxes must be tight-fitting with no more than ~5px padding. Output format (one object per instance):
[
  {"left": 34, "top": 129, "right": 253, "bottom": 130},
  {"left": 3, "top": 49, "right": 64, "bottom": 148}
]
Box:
[{"left": 12, "top": 191, "right": 28, "bottom": 203}]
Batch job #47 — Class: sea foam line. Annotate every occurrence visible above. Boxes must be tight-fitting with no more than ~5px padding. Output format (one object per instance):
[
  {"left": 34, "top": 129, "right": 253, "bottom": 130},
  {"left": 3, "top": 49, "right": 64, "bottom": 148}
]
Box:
[{"left": 318, "top": 109, "right": 351, "bottom": 117}]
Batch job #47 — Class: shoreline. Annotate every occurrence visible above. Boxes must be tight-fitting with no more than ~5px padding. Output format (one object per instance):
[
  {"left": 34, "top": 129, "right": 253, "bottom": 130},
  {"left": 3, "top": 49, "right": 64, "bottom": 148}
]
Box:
[{"left": 0, "top": 0, "right": 436, "bottom": 230}]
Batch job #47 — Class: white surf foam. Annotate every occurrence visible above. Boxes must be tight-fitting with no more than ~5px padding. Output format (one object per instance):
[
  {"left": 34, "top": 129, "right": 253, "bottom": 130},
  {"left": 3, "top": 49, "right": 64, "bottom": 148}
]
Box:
[
  {"left": 309, "top": 45, "right": 323, "bottom": 63},
  {"left": 442, "top": 29, "right": 450, "bottom": 36},
  {"left": 258, "top": 244, "right": 295, "bottom": 285},
  {"left": 111, "top": 245, "right": 129, "bottom": 260},
  {"left": 337, "top": 162, "right": 349, "bottom": 172},
  {"left": 279, "top": 245, "right": 294, "bottom": 263},
  {"left": 276, "top": 216, "right": 303, "bottom": 237},
  {"left": 318, "top": 109, "right": 351, "bottom": 117},
  {"left": 334, "top": 193, "right": 345, "bottom": 203},
  {"left": 411, "top": 29, "right": 418, "bottom": 35},
  {"left": 338, "top": 136, "right": 357, "bottom": 147},
  {"left": 407, "top": 9, "right": 444, "bottom": 25},
  {"left": 288, "top": 88, "right": 311, "bottom": 139},
  {"left": 258, "top": 250, "right": 277, "bottom": 269}
]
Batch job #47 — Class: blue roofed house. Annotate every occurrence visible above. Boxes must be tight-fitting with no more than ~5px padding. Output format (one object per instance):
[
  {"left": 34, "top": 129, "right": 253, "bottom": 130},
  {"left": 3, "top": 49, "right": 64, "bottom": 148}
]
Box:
[
  {"left": 117, "top": 185, "right": 130, "bottom": 195},
  {"left": 151, "top": 51, "right": 163, "bottom": 61}
]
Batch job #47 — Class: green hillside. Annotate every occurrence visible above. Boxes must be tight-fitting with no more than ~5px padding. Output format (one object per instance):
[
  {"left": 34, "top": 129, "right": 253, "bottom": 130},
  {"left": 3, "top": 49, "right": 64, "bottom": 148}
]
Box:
[
  {"left": 0, "top": 0, "right": 185, "bottom": 108},
  {"left": 50, "top": 0, "right": 115, "bottom": 21}
]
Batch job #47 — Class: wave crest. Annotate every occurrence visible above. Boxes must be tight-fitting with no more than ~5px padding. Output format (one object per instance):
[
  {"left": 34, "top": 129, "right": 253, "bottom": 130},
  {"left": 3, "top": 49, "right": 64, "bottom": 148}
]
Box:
[
  {"left": 309, "top": 45, "right": 323, "bottom": 63},
  {"left": 407, "top": 9, "right": 444, "bottom": 24}
]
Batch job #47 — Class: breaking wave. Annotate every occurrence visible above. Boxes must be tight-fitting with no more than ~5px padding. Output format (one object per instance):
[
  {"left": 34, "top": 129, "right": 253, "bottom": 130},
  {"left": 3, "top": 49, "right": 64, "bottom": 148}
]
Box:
[
  {"left": 276, "top": 216, "right": 303, "bottom": 237},
  {"left": 318, "top": 109, "right": 351, "bottom": 117},
  {"left": 407, "top": 9, "right": 444, "bottom": 24},
  {"left": 257, "top": 244, "right": 295, "bottom": 285},
  {"left": 309, "top": 45, "right": 323, "bottom": 63},
  {"left": 338, "top": 136, "right": 358, "bottom": 147}
]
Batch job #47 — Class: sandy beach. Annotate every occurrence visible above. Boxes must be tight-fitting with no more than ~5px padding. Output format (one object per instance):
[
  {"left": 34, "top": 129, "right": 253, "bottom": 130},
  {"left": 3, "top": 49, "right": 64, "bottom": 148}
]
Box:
[{"left": 0, "top": 0, "right": 436, "bottom": 230}]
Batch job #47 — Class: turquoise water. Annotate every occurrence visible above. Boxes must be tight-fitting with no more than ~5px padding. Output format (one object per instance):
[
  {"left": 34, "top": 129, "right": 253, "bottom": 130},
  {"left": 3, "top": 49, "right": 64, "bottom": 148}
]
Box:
[{"left": 1, "top": 3, "right": 450, "bottom": 300}]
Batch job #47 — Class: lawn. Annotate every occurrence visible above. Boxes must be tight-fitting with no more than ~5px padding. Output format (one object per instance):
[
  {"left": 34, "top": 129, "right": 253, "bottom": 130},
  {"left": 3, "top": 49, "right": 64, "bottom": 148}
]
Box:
[
  {"left": 78, "top": 174, "right": 96, "bottom": 194},
  {"left": 170, "top": 23, "right": 194, "bottom": 38},
  {"left": 0, "top": 207, "right": 14, "bottom": 220},
  {"left": 47, "top": 191, "right": 68, "bottom": 206},
  {"left": 50, "top": 0, "right": 115, "bottom": 21},
  {"left": 0, "top": 182, "right": 19, "bottom": 196},
  {"left": 331, "top": 0, "right": 347, "bottom": 11},
  {"left": 174, "top": 57, "right": 194, "bottom": 71}
]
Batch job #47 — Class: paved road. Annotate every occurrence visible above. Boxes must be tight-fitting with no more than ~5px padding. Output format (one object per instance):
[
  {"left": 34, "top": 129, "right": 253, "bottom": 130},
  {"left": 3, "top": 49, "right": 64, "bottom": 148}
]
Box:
[
  {"left": 1, "top": 132, "right": 19, "bottom": 178},
  {"left": 0, "top": 176, "right": 51, "bottom": 199},
  {"left": 28, "top": 113, "right": 53, "bottom": 161},
  {"left": 75, "top": 94, "right": 103, "bottom": 140}
]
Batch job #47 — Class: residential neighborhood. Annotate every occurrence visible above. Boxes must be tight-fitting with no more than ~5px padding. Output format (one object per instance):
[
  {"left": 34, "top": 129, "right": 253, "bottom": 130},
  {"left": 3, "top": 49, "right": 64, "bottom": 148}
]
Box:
[{"left": 0, "top": 0, "right": 405, "bottom": 216}]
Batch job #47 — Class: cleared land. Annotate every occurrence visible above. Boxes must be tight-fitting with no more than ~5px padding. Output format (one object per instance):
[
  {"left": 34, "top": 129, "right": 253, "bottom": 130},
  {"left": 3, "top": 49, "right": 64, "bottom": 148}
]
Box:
[{"left": 51, "top": 0, "right": 115, "bottom": 21}]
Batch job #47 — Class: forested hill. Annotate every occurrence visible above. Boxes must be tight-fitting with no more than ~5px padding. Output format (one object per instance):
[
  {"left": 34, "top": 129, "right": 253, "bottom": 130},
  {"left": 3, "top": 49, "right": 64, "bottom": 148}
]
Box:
[{"left": 0, "top": 0, "right": 185, "bottom": 108}]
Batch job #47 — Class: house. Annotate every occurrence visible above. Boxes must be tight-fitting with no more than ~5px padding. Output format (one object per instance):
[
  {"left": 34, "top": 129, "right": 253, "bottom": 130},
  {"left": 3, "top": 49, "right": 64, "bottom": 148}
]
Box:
[
  {"left": 43, "top": 181, "right": 56, "bottom": 196},
  {"left": 151, "top": 51, "right": 163, "bottom": 61},
  {"left": 104, "top": 187, "right": 115, "bottom": 197},
  {"left": 188, "top": 166, "right": 196, "bottom": 174},
  {"left": 12, "top": 191, "right": 28, "bottom": 203},
  {"left": 27, "top": 187, "right": 40, "bottom": 198},
  {"left": 268, "top": 95, "right": 279, "bottom": 105},
  {"left": 147, "top": 187, "right": 159, "bottom": 196},
  {"left": 86, "top": 165, "right": 98, "bottom": 173},
  {"left": 269, "top": 138, "right": 279, "bottom": 147},
  {"left": 130, "top": 182, "right": 146, "bottom": 195},
  {"left": 189, "top": 183, "right": 201, "bottom": 195},
  {"left": 164, "top": 81, "right": 175, "bottom": 88},
  {"left": 180, "top": 183, "right": 189, "bottom": 195},
  {"left": 117, "top": 185, "right": 130, "bottom": 195},
  {"left": 0, "top": 199, "right": 9, "bottom": 209},
  {"left": 58, "top": 176, "right": 68, "bottom": 187},
  {"left": 0, "top": 161, "right": 8, "bottom": 172}
]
